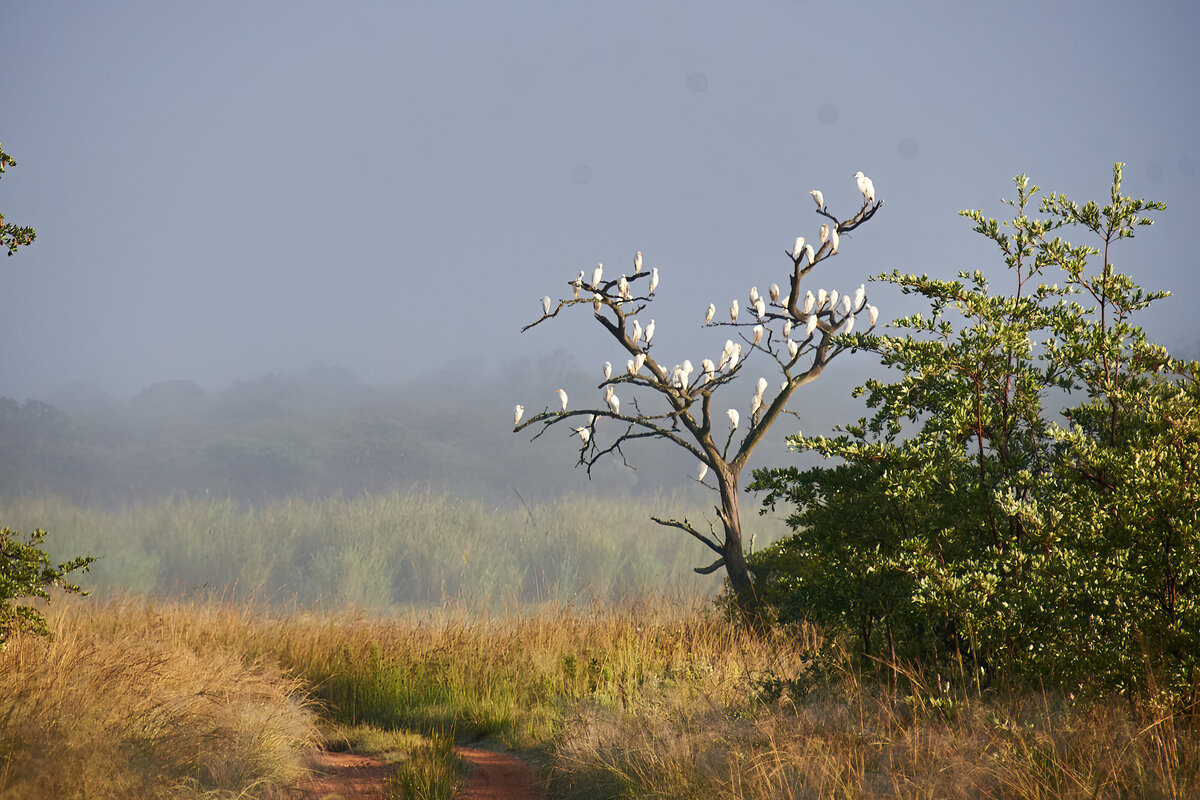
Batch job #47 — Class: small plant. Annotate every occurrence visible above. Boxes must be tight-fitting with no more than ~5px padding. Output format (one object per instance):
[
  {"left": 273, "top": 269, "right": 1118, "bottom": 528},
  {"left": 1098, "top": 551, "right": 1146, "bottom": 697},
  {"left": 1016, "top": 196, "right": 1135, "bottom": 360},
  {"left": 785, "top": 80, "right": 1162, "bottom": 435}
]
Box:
[{"left": 0, "top": 527, "right": 93, "bottom": 642}]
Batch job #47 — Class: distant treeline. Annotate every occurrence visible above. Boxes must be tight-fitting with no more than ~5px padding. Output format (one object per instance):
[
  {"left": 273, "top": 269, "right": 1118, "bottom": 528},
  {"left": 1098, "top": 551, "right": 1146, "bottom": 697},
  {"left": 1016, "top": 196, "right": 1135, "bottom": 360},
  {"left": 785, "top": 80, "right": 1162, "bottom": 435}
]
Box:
[{"left": 0, "top": 359, "right": 759, "bottom": 506}]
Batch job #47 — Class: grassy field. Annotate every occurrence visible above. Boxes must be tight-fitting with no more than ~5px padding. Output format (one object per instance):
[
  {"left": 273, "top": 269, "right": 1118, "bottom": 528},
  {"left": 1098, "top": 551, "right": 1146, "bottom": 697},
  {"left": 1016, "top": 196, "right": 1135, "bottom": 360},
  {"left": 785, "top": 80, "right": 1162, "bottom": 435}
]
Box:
[
  {"left": 0, "top": 490, "right": 781, "bottom": 608},
  {"left": 3, "top": 595, "right": 1198, "bottom": 799}
]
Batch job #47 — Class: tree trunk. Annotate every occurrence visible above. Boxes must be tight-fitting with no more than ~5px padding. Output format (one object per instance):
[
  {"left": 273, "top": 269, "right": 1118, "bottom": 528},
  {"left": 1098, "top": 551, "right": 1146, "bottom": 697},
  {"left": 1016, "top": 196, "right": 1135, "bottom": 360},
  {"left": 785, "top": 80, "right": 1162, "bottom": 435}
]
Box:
[{"left": 718, "top": 476, "right": 759, "bottom": 618}]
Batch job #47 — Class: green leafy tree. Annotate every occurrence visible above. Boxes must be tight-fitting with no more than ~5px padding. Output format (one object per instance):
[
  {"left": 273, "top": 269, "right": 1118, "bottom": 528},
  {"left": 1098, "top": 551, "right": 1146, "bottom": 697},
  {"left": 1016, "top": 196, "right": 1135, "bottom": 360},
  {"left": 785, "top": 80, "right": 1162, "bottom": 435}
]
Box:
[
  {"left": 1, "top": 142, "right": 94, "bottom": 641},
  {"left": 752, "top": 165, "right": 1197, "bottom": 697}
]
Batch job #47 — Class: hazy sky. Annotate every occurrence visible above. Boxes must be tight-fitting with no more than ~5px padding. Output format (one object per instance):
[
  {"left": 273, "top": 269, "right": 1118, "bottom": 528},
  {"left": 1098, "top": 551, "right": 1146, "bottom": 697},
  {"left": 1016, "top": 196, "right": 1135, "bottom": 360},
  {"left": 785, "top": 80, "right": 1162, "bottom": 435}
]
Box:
[{"left": 2, "top": 1, "right": 1197, "bottom": 402}]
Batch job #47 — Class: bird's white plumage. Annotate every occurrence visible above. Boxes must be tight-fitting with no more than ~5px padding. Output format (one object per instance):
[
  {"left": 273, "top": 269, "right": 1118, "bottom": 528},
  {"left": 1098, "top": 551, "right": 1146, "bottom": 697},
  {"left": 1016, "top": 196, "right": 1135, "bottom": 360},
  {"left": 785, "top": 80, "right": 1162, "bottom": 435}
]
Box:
[
  {"left": 805, "top": 314, "right": 818, "bottom": 336},
  {"left": 787, "top": 339, "right": 799, "bottom": 359},
  {"left": 591, "top": 263, "right": 603, "bottom": 289},
  {"left": 632, "top": 319, "right": 642, "bottom": 344},
  {"left": 853, "top": 171, "right": 875, "bottom": 204},
  {"left": 618, "top": 275, "right": 630, "bottom": 300},
  {"left": 514, "top": 404, "right": 524, "bottom": 426},
  {"left": 634, "top": 353, "right": 646, "bottom": 373},
  {"left": 634, "top": 250, "right": 643, "bottom": 272},
  {"left": 727, "top": 408, "right": 740, "bottom": 430},
  {"left": 854, "top": 284, "right": 866, "bottom": 311},
  {"left": 749, "top": 286, "right": 760, "bottom": 304},
  {"left": 573, "top": 426, "right": 591, "bottom": 444},
  {"left": 769, "top": 283, "right": 780, "bottom": 303},
  {"left": 626, "top": 358, "right": 636, "bottom": 375},
  {"left": 750, "top": 394, "right": 762, "bottom": 417},
  {"left": 645, "top": 319, "right": 655, "bottom": 345},
  {"left": 820, "top": 224, "right": 829, "bottom": 244},
  {"left": 607, "top": 392, "right": 620, "bottom": 415},
  {"left": 592, "top": 294, "right": 603, "bottom": 312},
  {"left": 756, "top": 377, "right": 768, "bottom": 398},
  {"left": 841, "top": 295, "right": 852, "bottom": 315},
  {"left": 810, "top": 189, "right": 824, "bottom": 209},
  {"left": 793, "top": 236, "right": 805, "bottom": 258},
  {"left": 557, "top": 388, "right": 568, "bottom": 411},
  {"left": 754, "top": 298, "right": 766, "bottom": 320},
  {"left": 603, "top": 361, "right": 612, "bottom": 380},
  {"left": 697, "top": 462, "right": 708, "bottom": 482},
  {"left": 753, "top": 324, "right": 764, "bottom": 345},
  {"left": 730, "top": 299, "right": 739, "bottom": 323},
  {"left": 868, "top": 304, "right": 879, "bottom": 327},
  {"left": 705, "top": 303, "right": 716, "bottom": 324},
  {"left": 803, "top": 243, "right": 815, "bottom": 264},
  {"left": 829, "top": 290, "right": 839, "bottom": 311},
  {"left": 542, "top": 295, "right": 551, "bottom": 315},
  {"left": 782, "top": 319, "right": 793, "bottom": 338},
  {"left": 843, "top": 313, "right": 855, "bottom": 334},
  {"left": 803, "top": 291, "right": 815, "bottom": 314},
  {"left": 830, "top": 226, "right": 840, "bottom": 254},
  {"left": 649, "top": 267, "right": 659, "bottom": 295}
]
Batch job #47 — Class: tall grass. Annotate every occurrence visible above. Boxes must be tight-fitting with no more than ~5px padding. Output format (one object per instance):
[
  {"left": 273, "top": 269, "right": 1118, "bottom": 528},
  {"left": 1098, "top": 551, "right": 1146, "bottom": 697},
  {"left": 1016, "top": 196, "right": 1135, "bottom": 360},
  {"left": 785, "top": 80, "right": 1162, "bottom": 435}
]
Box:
[{"left": 0, "top": 490, "right": 786, "bottom": 608}]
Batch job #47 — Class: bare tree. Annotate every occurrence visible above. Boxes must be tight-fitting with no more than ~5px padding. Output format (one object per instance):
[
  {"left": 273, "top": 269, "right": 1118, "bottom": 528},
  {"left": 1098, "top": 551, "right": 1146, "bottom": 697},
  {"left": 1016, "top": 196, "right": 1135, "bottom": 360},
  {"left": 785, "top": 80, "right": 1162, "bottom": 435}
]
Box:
[{"left": 515, "top": 175, "right": 883, "bottom": 613}]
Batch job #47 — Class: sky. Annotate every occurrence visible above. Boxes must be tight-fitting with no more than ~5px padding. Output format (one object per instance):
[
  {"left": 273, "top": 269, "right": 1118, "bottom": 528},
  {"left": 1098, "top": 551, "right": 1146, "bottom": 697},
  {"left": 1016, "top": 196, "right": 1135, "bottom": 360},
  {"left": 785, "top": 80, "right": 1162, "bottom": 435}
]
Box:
[{"left": 2, "top": 1, "right": 1198, "bottom": 405}]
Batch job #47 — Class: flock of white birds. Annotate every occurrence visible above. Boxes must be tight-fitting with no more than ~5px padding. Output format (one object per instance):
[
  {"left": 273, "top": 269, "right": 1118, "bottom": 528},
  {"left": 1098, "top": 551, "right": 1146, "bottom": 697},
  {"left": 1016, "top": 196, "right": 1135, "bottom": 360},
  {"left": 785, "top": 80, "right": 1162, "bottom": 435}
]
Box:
[{"left": 515, "top": 171, "right": 882, "bottom": 481}]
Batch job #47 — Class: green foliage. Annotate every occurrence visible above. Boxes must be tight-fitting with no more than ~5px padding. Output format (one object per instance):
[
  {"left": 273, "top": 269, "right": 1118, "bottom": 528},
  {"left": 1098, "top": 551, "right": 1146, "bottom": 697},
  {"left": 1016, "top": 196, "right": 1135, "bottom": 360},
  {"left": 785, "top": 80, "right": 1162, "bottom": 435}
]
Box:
[
  {"left": 0, "top": 144, "right": 36, "bottom": 255},
  {"left": 751, "top": 164, "right": 1198, "bottom": 699},
  {"left": 0, "top": 527, "right": 94, "bottom": 641}
]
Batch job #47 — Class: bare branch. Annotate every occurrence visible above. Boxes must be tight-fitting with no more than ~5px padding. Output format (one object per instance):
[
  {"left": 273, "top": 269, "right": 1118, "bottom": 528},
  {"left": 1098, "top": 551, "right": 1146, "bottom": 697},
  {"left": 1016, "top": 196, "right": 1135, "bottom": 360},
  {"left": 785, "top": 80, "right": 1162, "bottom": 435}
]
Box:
[{"left": 650, "top": 516, "right": 723, "bottom": 555}]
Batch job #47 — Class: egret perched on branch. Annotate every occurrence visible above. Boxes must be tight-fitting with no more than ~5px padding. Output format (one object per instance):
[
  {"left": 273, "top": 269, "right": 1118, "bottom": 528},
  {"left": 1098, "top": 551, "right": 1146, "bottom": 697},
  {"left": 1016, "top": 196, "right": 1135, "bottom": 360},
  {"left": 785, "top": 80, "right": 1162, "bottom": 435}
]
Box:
[
  {"left": 868, "top": 304, "right": 879, "bottom": 328},
  {"left": 626, "top": 358, "right": 636, "bottom": 375},
  {"left": 634, "top": 250, "right": 643, "bottom": 272},
  {"left": 702, "top": 358, "right": 716, "bottom": 382},
  {"left": 841, "top": 295, "right": 852, "bottom": 315},
  {"left": 727, "top": 408, "right": 740, "bottom": 430},
  {"left": 649, "top": 267, "right": 659, "bottom": 296},
  {"left": 803, "top": 291, "right": 815, "bottom": 315},
  {"left": 820, "top": 224, "right": 829, "bottom": 244},
  {"left": 756, "top": 377, "right": 768, "bottom": 399},
  {"left": 556, "top": 389, "right": 568, "bottom": 411},
  {"left": 634, "top": 353, "right": 646, "bottom": 373},
  {"left": 645, "top": 319, "right": 656, "bottom": 345},
  {"left": 728, "top": 343, "right": 742, "bottom": 370},
  {"left": 793, "top": 236, "right": 805, "bottom": 259},
  {"left": 782, "top": 319, "right": 793, "bottom": 338},
  {"left": 830, "top": 226, "right": 840, "bottom": 254},
  {"left": 752, "top": 325, "right": 764, "bottom": 345},
  {"left": 603, "top": 361, "right": 612, "bottom": 380},
  {"left": 697, "top": 462, "right": 708, "bottom": 482},
  {"left": 805, "top": 313, "right": 819, "bottom": 337},
  {"left": 749, "top": 286, "right": 760, "bottom": 305},
  {"left": 574, "top": 270, "right": 585, "bottom": 299},
  {"left": 843, "top": 313, "right": 856, "bottom": 334},
  {"left": 514, "top": 405, "right": 524, "bottom": 426},
  {"left": 591, "top": 263, "right": 603, "bottom": 289},
  {"left": 573, "top": 426, "right": 591, "bottom": 445},
  {"left": 630, "top": 320, "right": 642, "bottom": 345},
  {"left": 750, "top": 393, "right": 762, "bottom": 417},
  {"left": 829, "top": 289, "right": 839, "bottom": 311},
  {"left": 854, "top": 283, "right": 866, "bottom": 312},
  {"left": 730, "top": 299, "right": 739, "bottom": 323},
  {"left": 754, "top": 298, "right": 766, "bottom": 320},
  {"left": 592, "top": 294, "right": 603, "bottom": 313},
  {"left": 853, "top": 171, "right": 875, "bottom": 204},
  {"left": 705, "top": 303, "right": 716, "bottom": 324},
  {"left": 769, "top": 283, "right": 780, "bottom": 303},
  {"left": 787, "top": 339, "right": 799, "bottom": 359},
  {"left": 817, "top": 289, "right": 828, "bottom": 309},
  {"left": 681, "top": 359, "right": 694, "bottom": 385},
  {"left": 618, "top": 275, "right": 630, "bottom": 300},
  {"left": 542, "top": 295, "right": 551, "bottom": 316},
  {"left": 803, "top": 242, "right": 815, "bottom": 264},
  {"left": 605, "top": 388, "right": 620, "bottom": 415},
  {"left": 810, "top": 189, "right": 824, "bottom": 210}
]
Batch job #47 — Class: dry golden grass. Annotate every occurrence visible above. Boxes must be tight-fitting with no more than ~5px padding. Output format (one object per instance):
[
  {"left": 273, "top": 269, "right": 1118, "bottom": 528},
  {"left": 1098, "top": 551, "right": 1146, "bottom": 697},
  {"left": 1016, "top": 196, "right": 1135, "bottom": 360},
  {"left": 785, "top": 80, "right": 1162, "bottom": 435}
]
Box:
[
  {"left": 4, "top": 597, "right": 1198, "bottom": 799},
  {"left": 0, "top": 600, "right": 318, "bottom": 800}
]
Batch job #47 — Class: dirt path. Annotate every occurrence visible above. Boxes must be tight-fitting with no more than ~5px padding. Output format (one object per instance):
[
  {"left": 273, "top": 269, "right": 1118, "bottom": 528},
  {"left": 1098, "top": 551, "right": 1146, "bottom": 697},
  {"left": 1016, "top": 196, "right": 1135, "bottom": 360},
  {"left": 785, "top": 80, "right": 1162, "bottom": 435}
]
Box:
[{"left": 282, "top": 746, "right": 545, "bottom": 800}]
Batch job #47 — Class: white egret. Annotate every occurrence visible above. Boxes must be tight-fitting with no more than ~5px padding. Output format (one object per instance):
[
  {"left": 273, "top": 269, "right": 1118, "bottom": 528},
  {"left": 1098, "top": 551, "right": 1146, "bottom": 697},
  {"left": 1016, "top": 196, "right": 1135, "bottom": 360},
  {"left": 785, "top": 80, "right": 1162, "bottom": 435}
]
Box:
[
  {"left": 705, "top": 303, "right": 716, "bottom": 324},
  {"left": 573, "top": 273, "right": 582, "bottom": 299},
  {"left": 702, "top": 358, "right": 716, "bottom": 382},
  {"left": 805, "top": 313, "right": 819, "bottom": 337},
  {"left": 829, "top": 289, "right": 839, "bottom": 311},
  {"left": 645, "top": 319, "right": 656, "bottom": 345},
  {"left": 841, "top": 295, "right": 852, "bottom": 315},
  {"left": 514, "top": 404, "right": 524, "bottom": 426},
  {"left": 750, "top": 394, "right": 762, "bottom": 417},
  {"left": 752, "top": 324, "right": 764, "bottom": 345},
  {"left": 787, "top": 338, "right": 799, "bottom": 359},
  {"left": 803, "top": 291, "right": 815, "bottom": 314},
  {"left": 723, "top": 339, "right": 736, "bottom": 357},
  {"left": 769, "top": 283, "right": 780, "bottom": 303},
  {"left": 730, "top": 299, "right": 739, "bottom": 323},
  {"left": 541, "top": 295, "right": 551, "bottom": 315},
  {"left": 749, "top": 286, "right": 760, "bottom": 304},
  {"left": 810, "top": 189, "right": 824, "bottom": 210},
  {"left": 671, "top": 365, "right": 684, "bottom": 389},
  {"left": 793, "top": 236, "right": 805, "bottom": 258},
  {"left": 817, "top": 289, "right": 828, "bottom": 309},
  {"left": 756, "top": 377, "right": 768, "bottom": 398},
  {"left": 728, "top": 343, "right": 742, "bottom": 370},
  {"left": 843, "top": 313, "right": 856, "bottom": 334},
  {"left": 626, "top": 358, "right": 636, "bottom": 375},
  {"left": 632, "top": 319, "right": 643, "bottom": 344},
  {"left": 618, "top": 275, "right": 630, "bottom": 300},
  {"left": 697, "top": 462, "right": 708, "bottom": 482},
  {"left": 603, "top": 361, "right": 612, "bottom": 380},
  {"left": 634, "top": 250, "right": 643, "bottom": 272},
  {"left": 634, "top": 353, "right": 646, "bottom": 373},
  {"left": 853, "top": 171, "right": 875, "bottom": 204},
  {"left": 591, "top": 262, "right": 603, "bottom": 289},
  {"left": 803, "top": 243, "right": 815, "bottom": 264},
  {"left": 727, "top": 408, "right": 740, "bottom": 431},
  {"left": 868, "top": 304, "right": 879, "bottom": 328},
  {"left": 820, "top": 223, "right": 830, "bottom": 244},
  {"left": 606, "top": 391, "right": 620, "bottom": 416},
  {"left": 854, "top": 283, "right": 866, "bottom": 311},
  {"left": 649, "top": 267, "right": 659, "bottom": 295},
  {"left": 830, "top": 226, "right": 840, "bottom": 254},
  {"left": 573, "top": 426, "right": 591, "bottom": 445},
  {"left": 557, "top": 388, "right": 568, "bottom": 411},
  {"left": 782, "top": 319, "right": 793, "bottom": 338},
  {"left": 754, "top": 298, "right": 766, "bottom": 320},
  {"left": 681, "top": 359, "right": 694, "bottom": 382},
  {"left": 592, "top": 294, "right": 603, "bottom": 313}
]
